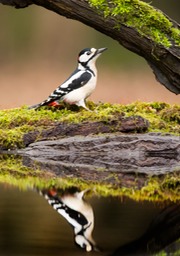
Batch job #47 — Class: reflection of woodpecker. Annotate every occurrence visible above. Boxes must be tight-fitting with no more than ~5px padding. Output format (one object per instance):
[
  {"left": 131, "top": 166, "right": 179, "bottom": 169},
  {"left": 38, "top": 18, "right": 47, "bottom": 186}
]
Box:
[{"left": 40, "top": 187, "right": 97, "bottom": 252}]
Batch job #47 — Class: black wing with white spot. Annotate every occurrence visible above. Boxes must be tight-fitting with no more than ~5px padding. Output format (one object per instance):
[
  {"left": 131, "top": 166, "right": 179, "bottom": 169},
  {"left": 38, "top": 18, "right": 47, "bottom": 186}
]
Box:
[
  {"left": 50, "top": 71, "right": 92, "bottom": 97},
  {"left": 42, "top": 192, "right": 88, "bottom": 228},
  {"left": 29, "top": 70, "right": 92, "bottom": 109},
  {"left": 50, "top": 198, "right": 88, "bottom": 226}
]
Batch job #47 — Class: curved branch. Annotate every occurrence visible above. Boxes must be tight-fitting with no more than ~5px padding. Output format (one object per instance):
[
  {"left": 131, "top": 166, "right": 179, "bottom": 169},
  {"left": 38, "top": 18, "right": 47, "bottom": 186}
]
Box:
[{"left": 1, "top": 0, "right": 180, "bottom": 94}]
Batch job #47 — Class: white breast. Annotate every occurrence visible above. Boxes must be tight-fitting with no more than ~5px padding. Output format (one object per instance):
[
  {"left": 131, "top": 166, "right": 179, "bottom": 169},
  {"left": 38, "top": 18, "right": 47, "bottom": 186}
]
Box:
[{"left": 63, "top": 73, "right": 97, "bottom": 105}]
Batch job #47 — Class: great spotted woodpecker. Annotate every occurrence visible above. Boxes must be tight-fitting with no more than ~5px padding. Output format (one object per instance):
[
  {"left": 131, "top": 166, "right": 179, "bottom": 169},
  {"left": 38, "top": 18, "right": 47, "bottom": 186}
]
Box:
[
  {"left": 40, "top": 188, "right": 97, "bottom": 252},
  {"left": 29, "top": 47, "right": 107, "bottom": 111}
]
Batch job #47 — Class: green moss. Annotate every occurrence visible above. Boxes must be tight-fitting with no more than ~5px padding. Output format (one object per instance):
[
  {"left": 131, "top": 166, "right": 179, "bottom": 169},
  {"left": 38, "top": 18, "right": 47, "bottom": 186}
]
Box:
[
  {"left": 161, "top": 105, "right": 180, "bottom": 124},
  {"left": 121, "top": 102, "right": 180, "bottom": 134},
  {"left": 0, "top": 102, "right": 179, "bottom": 149},
  {"left": 0, "top": 155, "right": 46, "bottom": 178},
  {"left": 1, "top": 102, "right": 179, "bottom": 203},
  {"left": 0, "top": 154, "right": 179, "bottom": 202},
  {"left": 155, "top": 241, "right": 180, "bottom": 256},
  {"left": 89, "top": 0, "right": 180, "bottom": 47},
  {"left": 0, "top": 106, "right": 75, "bottom": 149}
]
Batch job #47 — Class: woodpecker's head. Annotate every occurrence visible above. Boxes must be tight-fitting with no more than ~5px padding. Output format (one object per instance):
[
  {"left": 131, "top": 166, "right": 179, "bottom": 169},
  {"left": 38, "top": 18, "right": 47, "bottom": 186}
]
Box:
[
  {"left": 78, "top": 47, "right": 107, "bottom": 68},
  {"left": 75, "top": 233, "right": 97, "bottom": 252}
]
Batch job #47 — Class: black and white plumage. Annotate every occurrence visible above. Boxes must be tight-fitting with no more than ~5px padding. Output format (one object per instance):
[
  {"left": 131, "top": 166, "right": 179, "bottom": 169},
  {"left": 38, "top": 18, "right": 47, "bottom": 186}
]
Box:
[
  {"left": 29, "top": 47, "right": 107, "bottom": 111},
  {"left": 40, "top": 188, "right": 97, "bottom": 252}
]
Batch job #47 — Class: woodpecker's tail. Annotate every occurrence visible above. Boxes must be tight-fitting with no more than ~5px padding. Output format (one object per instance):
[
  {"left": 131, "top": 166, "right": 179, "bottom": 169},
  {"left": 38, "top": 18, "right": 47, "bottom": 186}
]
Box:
[
  {"left": 28, "top": 103, "right": 42, "bottom": 110},
  {"left": 28, "top": 99, "right": 61, "bottom": 110}
]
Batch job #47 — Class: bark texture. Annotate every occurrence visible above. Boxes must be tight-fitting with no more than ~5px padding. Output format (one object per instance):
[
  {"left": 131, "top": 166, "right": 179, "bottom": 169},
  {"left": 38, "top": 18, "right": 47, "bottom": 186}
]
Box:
[
  {"left": 18, "top": 133, "right": 180, "bottom": 175},
  {"left": 1, "top": 0, "right": 180, "bottom": 94}
]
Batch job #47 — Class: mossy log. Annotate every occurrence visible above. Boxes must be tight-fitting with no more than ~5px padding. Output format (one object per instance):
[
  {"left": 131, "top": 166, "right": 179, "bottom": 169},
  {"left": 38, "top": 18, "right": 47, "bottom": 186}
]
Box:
[
  {"left": 0, "top": 102, "right": 179, "bottom": 202},
  {"left": 0, "top": 102, "right": 180, "bottom": 176},
  {"left": 0, "top": 0, "right": 180, "bottom": 94},
  {"left": 0, "top": 102, "right": 180, "bottom": 149}
]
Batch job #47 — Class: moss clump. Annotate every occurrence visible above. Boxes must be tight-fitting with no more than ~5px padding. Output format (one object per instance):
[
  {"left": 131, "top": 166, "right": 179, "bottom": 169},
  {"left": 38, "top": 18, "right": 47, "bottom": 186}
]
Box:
[
  {"left": 0, "top": 106, "right": 75, "bottom": 149},
  {"left": 0, "top": 102, "right": 179, "bottom": 149},
  {"left": 89, "top": 0, "right": 180, "bottom": 47},
  {"left": 161, "top": 105, "right": 180, "bottom": 124},
  {"left": 121, "top": 102, "right": 180, "bottom": 134}
]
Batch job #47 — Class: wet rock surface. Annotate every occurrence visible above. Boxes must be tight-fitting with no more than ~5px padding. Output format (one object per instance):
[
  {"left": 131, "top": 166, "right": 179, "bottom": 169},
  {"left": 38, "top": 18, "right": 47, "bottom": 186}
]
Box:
[{"left": 18, "top": 133, "right": 180, "bottom": 175}]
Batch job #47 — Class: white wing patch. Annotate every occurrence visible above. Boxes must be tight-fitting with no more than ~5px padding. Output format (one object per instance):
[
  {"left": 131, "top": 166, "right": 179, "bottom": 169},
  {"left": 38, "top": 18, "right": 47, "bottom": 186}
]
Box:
[{"left": 60, "top": 70, "right": 86, "bottom": 88}]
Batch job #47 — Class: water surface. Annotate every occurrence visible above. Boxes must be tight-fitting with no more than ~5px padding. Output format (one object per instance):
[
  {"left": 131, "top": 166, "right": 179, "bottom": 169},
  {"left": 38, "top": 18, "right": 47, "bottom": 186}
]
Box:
[{"left": 0, "top": 184, "right": 179, "bottom": 255}]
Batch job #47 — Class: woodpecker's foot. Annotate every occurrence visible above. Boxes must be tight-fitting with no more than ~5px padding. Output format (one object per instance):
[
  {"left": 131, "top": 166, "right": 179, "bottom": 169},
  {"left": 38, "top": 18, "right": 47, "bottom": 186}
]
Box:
[{"left": 83, "top": 106, "right": 92, "bottom": 112}]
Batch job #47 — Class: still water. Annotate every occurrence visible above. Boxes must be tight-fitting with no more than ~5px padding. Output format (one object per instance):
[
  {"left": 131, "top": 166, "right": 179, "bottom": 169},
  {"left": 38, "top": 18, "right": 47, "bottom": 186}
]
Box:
[{"left": 0, "top": 184, "right": 179, "bottom": 256}]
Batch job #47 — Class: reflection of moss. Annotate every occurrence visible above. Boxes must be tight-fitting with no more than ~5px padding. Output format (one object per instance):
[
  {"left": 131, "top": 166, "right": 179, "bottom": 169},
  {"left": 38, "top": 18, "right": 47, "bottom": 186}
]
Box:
[
  {"left": 89, "top": 0, "right": 180, "bottom": 47},
  {"left": 156, "top": 244, "right": 180, "bottom": 256},
  {"left": 0, "top": 102, "right": 179, "bottom": 149},
  {"left": 0, "top": 155, "right": 54, "bottom": 185},
  {"left": 0, "top": 155, "right": 179, "bottom": 202}
]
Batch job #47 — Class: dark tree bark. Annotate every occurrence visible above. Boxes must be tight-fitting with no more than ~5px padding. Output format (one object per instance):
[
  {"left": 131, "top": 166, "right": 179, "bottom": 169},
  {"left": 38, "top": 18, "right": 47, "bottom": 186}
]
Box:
[{"left": 0, "top": 0, "right": 180, "bottom": 94}]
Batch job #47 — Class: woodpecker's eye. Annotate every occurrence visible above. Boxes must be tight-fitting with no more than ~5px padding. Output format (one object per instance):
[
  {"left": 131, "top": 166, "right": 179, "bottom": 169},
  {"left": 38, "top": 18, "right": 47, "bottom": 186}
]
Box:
[{"left": 86, "top": 51, "right": 91, "bottom": 55}]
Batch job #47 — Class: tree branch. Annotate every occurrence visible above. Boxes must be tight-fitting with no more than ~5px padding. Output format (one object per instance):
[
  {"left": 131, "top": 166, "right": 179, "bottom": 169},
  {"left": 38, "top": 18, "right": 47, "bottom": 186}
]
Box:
[{"left": 1, "top": 0, "right": 180, "bottom": 94}]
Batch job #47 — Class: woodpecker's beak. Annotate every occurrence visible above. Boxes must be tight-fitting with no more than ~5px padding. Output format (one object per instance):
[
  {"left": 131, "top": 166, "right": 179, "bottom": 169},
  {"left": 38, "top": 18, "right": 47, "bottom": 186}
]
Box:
[{"left": 96, "top": 47, "right": 107, "bottom": 55}]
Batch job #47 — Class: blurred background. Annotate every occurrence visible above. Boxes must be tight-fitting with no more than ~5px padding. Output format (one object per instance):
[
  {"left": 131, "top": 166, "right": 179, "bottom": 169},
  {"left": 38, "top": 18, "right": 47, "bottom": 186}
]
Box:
[{"left": 0, "top": 0, "right": 179, "bottom": 109}]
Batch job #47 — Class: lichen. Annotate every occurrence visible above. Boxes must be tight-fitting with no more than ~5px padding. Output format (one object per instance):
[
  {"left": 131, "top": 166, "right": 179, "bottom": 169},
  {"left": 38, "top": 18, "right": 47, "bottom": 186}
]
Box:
[
  {"left": 0, "top": 102, "right": 179, "bottom": 149},
  {"left": 89, "top": 0, "right": 180, "bottom": 47}
]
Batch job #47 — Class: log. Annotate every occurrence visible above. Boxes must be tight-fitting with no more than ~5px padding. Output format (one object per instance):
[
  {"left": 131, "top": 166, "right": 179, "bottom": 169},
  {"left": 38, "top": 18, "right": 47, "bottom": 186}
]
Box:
[
  {"left": 0, "top": 103, "right": 179, "bottom": 177},
  {"left": 18, "top": 133, "right": 180, "bottom": 176}
]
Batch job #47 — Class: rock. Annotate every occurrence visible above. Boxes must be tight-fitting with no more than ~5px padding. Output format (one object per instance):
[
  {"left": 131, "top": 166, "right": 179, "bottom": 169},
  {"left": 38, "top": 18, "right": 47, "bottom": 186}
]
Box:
[
  {"left": 23, "top": 115, "right": 149, "bottom": 146},
  {"left": 18, "top": 133, "right": 180, "bottom": 176}
]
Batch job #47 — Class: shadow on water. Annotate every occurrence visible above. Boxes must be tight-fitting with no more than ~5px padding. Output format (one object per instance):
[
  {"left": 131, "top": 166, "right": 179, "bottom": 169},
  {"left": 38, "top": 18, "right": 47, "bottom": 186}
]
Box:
[{"left": 0, "top": 184, "right": 179, "bottom": 256}]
